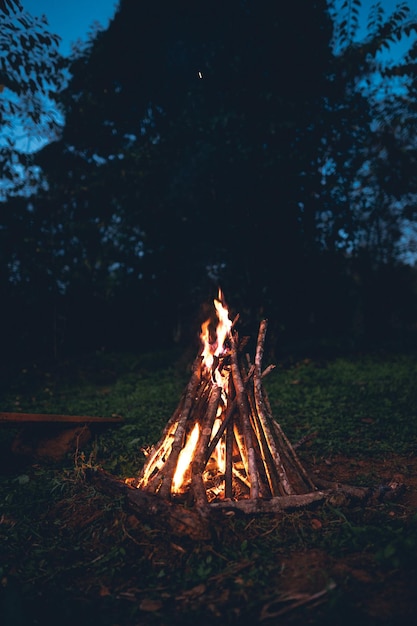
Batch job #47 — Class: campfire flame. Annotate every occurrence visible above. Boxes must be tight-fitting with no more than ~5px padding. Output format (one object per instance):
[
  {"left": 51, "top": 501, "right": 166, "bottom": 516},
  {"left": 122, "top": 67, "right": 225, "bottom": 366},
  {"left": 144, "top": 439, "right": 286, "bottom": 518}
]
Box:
[
  {"left": 172, "top": 422, "right": 200, "bottom": 492},
  {"left": 137, "top": 289, "right": 232, "bottom": 498},
  {"left": 200, "top": 288, "right": 232, "bottom": 387}
]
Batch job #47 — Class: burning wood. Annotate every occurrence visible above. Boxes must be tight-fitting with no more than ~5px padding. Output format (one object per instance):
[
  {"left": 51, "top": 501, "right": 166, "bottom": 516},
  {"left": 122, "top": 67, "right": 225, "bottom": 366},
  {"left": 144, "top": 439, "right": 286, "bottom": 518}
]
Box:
[{"left": 129, "top": 290, "right": 318, "bottom": 513}]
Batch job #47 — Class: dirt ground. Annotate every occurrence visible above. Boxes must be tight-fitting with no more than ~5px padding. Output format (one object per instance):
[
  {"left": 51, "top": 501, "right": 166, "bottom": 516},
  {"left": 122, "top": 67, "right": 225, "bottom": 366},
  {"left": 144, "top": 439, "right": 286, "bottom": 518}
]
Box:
[
  {"left": 1, "top": 452, "right": 416, "bottom": 626},
  {"left": 55, "top": 455, "right": 417, "bottom": 624},
  {"left": 273, "top": 453, "right": 417, "bottom": 626}
]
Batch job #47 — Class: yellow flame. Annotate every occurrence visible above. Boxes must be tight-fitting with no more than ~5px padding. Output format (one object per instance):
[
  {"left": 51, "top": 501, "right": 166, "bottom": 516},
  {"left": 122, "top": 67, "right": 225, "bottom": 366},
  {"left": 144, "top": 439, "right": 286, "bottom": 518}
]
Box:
[
  {"left": 200, "top": 318, "right": 214, "bottom": 371},
  {"left": 213, "top": 290, "right": 232, "bottom": 357},
  {"left": 200, "top": 288, "right": 232, "bottom": 385},
  {"left": 172, "top": 423, "right": 200, "bottom": 493},
  {"left": 140, "top": 423, "right": 177, "bottom": 487}
]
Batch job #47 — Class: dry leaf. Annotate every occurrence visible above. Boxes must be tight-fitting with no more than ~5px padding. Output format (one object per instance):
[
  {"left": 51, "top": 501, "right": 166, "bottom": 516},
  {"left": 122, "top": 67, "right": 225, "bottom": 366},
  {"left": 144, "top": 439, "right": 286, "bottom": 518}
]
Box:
[
  {"left": 310, "top": 518, "right": 322, "bottom": 530},
  {"left": 140, "top": 598, "right": 163, "bottom": 612},
  {"left": 99, "top": 585, "right": 111, "bottom": 597}
]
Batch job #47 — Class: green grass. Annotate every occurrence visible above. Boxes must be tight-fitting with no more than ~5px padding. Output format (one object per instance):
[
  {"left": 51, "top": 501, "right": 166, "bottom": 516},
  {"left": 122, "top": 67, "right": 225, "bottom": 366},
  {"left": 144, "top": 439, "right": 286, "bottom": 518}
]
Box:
[
  {"left": 1, "top": 349, "right": 417, "bottom": 625},
  {"left": 267, "top": 354, "right": 417, "bottom": 457}
]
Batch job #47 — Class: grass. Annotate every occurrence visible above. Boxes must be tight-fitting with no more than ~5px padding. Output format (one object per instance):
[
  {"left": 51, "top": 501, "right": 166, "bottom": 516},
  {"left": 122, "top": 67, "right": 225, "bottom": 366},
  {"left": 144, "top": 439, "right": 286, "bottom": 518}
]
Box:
[
  {"left": 1, "top": 348, "right": 417, "bottom": 625},
  {"left": 267, "top": 354, "right": 417, "bottom": 457}
]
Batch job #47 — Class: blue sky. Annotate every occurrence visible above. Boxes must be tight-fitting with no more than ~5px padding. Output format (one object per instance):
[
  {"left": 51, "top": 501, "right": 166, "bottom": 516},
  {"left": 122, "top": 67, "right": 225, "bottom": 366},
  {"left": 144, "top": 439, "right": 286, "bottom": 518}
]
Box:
[
  {"left": 21, "top": 0, "right": 119, "bottom": 56},
  {"left": 18, "top": 1, "right": 417, "bottom": 61}
]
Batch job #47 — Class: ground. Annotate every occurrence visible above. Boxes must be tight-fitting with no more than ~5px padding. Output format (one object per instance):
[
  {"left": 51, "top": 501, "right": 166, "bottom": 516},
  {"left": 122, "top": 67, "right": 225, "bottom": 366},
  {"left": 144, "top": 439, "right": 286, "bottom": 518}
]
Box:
[
  {"left": 2, "top": 452, "right": 415, "bottom": 626},
  {"left": 1, "top": 350, "right": 417, "bottom": 625}
]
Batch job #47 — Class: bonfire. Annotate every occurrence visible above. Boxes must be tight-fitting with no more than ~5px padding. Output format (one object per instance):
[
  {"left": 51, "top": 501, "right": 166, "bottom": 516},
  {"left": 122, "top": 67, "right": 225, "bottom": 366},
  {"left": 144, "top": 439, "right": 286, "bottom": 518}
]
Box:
[
  {"left": 90, "top": 290, "right": 403, "bottom": 538},
  {"left": 129, "top": 290, "right": 315, "bottom": 510},
  {"left": 128, "top": 290, "right": 322, "bottom": 513}
]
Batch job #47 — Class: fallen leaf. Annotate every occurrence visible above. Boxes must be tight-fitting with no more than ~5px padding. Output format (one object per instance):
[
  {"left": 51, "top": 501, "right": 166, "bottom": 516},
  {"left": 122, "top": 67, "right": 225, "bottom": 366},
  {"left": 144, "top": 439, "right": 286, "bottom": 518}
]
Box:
[
  {"left": 140, "top": 598, "right": 163, "bottom": 612},
  {"left": 99, "top": 585, "right": 111, "bottom": 597},
  {"left": 311, "top": 518, "right": 322, "bottom": 530},
  {"left": 178, "top": 583, "right": 206, "bottom": 599}
]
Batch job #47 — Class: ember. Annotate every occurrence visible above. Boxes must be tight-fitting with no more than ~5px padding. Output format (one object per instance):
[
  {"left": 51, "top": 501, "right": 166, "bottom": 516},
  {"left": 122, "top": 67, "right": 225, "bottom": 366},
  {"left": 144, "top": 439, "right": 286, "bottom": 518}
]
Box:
[{"left": 131, "top": 290, "right": 317, "bottom": 513}]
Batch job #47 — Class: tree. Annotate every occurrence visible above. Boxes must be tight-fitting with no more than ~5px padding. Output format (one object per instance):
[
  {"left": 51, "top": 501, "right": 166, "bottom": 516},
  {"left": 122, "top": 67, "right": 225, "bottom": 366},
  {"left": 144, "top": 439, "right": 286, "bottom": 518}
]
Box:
[
  {"left": 0, "top": 0, "right": 65, "bottom": 196},
  {"left": 29, "top": 0, "right": 338, "bottom": 345},
  {"left": 0, "top": 0, "right": 67, "bottom": 363},
  {"left": 6, "top": 0, "right": 417, "bottom": 360},
  {"left": 321, "top": 0, "right": 417, "bottom": 264}
]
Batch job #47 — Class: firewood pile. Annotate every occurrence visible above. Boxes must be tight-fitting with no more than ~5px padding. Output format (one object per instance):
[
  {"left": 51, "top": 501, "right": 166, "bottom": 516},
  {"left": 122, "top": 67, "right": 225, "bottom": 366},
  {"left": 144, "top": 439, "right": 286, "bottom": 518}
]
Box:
[
  {"left": 124, "top": 291, "right": 401, "bottom": 515},
  {"left": 130, "top": 311, "right": 318, "bottom": 513}
]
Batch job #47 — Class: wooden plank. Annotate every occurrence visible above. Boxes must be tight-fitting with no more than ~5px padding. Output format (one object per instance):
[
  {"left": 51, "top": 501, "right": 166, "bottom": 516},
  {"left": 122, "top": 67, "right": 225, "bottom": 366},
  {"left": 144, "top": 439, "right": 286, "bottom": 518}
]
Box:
[{"left": 0, "top": 412, "right": 124, "bottom": 425}]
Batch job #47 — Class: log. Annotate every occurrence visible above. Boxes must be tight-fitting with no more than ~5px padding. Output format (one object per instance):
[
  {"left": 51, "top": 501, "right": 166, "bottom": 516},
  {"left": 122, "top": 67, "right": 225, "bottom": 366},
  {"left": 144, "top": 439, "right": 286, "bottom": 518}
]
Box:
[
  {"left": 90, "top": 468, "right": 403, "bottom": 530},
  {"left": 311, "top": 477, "right": 405, "bottom": 504},
  {"left": 88, "top": 468, "right": 210, "bottom": 541},
  {"left": 0, "top": 412, "right": 124, "bottom": 425},
  {"left": 191, "top": 384, "right": 222, "bottom": 511},
  {"left": 207, "top": 478, "right": 388, "bottom": 513},
  {"left": 208, "top": 491, "right": 328, "bottom": 513},
  {"left": 11, "top": 424, "right": 93, "bottom": 461},
  {"left": 157, "top": 358, "right": 203, "bottom": 498},
  {"left": 2, "top": 412, "right": 123, "bottom": 461}
]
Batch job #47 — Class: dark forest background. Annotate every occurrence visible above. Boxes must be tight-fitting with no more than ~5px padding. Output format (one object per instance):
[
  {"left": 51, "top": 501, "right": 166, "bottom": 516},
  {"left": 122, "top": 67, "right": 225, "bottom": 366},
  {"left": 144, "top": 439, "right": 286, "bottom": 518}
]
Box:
[{"left": 2, "top": 0, "right": 417, "bottom": 369}]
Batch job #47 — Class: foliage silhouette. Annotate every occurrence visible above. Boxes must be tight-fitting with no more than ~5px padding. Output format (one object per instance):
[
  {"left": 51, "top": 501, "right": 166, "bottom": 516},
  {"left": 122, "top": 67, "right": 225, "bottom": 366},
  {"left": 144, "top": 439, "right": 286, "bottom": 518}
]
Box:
[
  {"left": 0, "top": 0, "right": 65, "bottom": 194},
  {"left": 1, "top": 0, "right": 417, "bottom": 363}
]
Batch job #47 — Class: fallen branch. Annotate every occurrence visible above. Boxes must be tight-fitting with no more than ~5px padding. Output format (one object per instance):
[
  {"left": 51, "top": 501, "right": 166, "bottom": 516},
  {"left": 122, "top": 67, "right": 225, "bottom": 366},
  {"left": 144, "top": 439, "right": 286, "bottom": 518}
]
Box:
[
  {"left": 259, "top": 581, "right": 337, "bottom": 621},
  {"left": 203, "top": 480, "right": 379, "bottom": 514}
]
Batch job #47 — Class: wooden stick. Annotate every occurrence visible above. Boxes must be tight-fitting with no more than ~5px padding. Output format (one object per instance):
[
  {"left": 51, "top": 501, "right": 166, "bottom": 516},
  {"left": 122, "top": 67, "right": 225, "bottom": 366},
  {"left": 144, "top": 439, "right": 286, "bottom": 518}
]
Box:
[
  {"left": 207, "top": 480, "right": 382, "bottom": 512},
  {"left": 230, "top": 333, "right": 260, "bottom": 499},
  {"left": 157, "top": 358, "right": 203, "bottom": 498},
  {"left": 208, "top": 490, "right": 327, "bottom": 513},
  {"left": 204, "top": 362, "right": 253, "bottom": 464},
  {"left": 312, "top": 477, "right": 371, "bottom": 500},
  {"left": 136, "top": 393, "right": 187, "bottom": 489},
  {"left": 253, "top": 320, "right": 294, "bottom": 495},
  {"left": 225, "top": 415, "right": 234, "bottom": 498},
  {"left": 232, "top": 466, "right": 251, "bottom": 489},
  {"left": 249, "top": 403, "right": 279, "bottom": 497},
  {"left": 261, "top": 364, "right": 276, "bottom": 378},
  {"left": 191, "top": 384, "right": 222, "bottom": 510},
  {"left": 205, "top": 398, "right": 235, "bottom": 462},
  {"left": 268, "top": 394, "right": 316, "bottom": 492}
]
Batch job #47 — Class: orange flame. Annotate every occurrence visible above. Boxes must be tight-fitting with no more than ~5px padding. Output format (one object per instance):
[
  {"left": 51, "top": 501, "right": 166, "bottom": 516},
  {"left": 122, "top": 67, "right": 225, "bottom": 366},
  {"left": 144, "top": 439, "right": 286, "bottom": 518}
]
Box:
[
  {"left": 213, "top": 289, "right": 232, "bottom": 357},
  {"left": 140, "top": 422, "right": 177, "bottom": 487},
  {"left": 172, "top": 422, "right": 200, "bottom": 493},
  {"left": 200, "top": 288, "right": 232, "bottom": 387}
]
